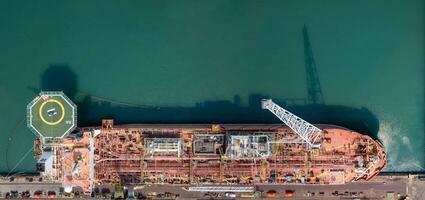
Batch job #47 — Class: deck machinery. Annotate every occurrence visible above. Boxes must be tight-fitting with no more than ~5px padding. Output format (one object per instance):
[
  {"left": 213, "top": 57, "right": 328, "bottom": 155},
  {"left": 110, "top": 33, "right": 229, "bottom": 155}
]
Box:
[{"left": 30, "top": 93, "right": 386, "bottom": 194}]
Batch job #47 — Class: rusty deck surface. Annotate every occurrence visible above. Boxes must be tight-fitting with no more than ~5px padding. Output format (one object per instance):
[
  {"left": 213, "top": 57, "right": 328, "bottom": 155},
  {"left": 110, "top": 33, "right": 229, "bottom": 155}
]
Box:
[{"left": 50, "top": 120, "right": 386, "bottom": 193}]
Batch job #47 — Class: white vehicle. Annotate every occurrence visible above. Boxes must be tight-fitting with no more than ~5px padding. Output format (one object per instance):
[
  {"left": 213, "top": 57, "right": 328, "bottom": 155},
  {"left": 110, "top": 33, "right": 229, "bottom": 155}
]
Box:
[{"left": 225, "top": 192, "right": 236, "bottom": 198}]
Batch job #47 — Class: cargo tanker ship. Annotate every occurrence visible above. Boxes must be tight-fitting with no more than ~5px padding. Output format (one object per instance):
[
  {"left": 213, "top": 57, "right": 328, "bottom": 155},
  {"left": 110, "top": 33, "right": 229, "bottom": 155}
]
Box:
[{"left": 29, "top": 92, "right": 386, "bottom": 194}]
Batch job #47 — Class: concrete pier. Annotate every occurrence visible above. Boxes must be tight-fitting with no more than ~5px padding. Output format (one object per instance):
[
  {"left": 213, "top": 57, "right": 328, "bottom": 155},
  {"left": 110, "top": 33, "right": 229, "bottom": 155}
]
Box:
[{"left": 0, "top": 173, "right": 423, "bottom": 199}]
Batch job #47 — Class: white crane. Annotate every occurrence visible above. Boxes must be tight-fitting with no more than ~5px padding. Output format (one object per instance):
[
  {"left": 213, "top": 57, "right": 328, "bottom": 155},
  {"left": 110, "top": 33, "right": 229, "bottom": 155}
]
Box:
[{"left": 261, "top": 99, "right": 322, "bottom": 148}]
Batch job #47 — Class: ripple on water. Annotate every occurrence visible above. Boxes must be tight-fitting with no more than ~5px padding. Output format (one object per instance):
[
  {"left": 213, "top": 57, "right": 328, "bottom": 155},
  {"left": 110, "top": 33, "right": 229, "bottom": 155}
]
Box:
[{"left": 378, "top": 116, "right": 424, "bottom": 172}]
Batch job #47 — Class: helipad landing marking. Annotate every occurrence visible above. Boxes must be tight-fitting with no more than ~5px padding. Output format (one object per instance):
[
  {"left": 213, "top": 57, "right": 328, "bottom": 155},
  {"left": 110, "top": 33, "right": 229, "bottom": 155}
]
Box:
[{"left": 39, "top": 99, "right": 65, "bottom": 126}]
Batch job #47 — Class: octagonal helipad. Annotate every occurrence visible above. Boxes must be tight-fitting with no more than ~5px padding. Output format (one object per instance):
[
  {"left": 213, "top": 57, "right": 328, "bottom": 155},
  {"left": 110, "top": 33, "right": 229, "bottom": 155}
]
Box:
[{"left": 27, "top": 91, "right": 77, "bottom": 138}]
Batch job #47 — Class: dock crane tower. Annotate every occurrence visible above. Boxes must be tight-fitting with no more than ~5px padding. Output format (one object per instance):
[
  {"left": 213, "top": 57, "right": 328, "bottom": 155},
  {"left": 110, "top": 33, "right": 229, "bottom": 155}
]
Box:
[{"left": 261, "top": 99, "right": 322, "bottom": 148}]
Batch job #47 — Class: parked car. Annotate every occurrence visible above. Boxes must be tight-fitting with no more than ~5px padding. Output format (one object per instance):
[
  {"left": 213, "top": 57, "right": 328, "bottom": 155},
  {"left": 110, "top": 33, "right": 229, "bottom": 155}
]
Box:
[
  {"left": 47, "top": 191, "right": 56, "bottom": 198},
  {"left": 225, "top": 192, "right": 236, "bottom": 198},
  {"left": 266, "top": 190, "right": 277, "bottom": 198},
  {"left": 33, "top": 190, "right": 43, "bottom": 199},
  {"left": 284, "top": 190, "right": 294, "bottom": 198}
]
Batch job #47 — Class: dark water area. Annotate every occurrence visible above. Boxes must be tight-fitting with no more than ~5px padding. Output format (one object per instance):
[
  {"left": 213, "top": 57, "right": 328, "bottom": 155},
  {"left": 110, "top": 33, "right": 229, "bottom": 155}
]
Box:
[
  {"left": 40, "top": 64, "right": 380, "bottom": 139},
  {"left": 0, "top": 0, "right": 423, "bottom": 174}
]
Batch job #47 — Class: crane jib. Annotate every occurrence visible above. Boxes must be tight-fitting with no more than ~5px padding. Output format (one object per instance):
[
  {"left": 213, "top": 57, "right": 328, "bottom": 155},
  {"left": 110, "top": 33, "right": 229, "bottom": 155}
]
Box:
[{"left": 261, "top": 99, "right": 322, "bottom": 148}]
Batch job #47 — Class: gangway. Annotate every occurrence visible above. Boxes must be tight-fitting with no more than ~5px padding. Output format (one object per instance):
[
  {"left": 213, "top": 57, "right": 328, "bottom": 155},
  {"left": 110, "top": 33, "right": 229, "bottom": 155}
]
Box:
[{"left": 187, "top": 186, "right": 255, "bottom": 193}]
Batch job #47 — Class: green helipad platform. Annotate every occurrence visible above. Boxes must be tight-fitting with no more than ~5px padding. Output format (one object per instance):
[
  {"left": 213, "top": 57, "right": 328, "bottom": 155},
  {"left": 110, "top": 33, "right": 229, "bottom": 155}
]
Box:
[{"left": 27, "top": 91, "right": 77, "bottom": 138}]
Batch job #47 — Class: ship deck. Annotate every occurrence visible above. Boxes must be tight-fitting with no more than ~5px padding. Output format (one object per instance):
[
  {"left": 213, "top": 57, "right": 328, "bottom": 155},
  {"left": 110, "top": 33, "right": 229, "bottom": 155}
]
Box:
[{"left": 52, "top": 121, "right": 386, "bottom": 193}]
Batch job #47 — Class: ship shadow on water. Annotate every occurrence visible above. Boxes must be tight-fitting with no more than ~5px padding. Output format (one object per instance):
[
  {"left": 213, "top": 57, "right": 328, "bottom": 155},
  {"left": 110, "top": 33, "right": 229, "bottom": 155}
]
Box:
[{"left": 39, "top": 64, "right": 380, "bottom": 140}]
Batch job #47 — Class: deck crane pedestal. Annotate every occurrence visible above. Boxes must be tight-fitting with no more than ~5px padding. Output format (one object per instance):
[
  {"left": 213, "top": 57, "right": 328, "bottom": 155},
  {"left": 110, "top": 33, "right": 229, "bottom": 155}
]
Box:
[{"left": 261, "top": 99, "right": 322, "bottom": 148}]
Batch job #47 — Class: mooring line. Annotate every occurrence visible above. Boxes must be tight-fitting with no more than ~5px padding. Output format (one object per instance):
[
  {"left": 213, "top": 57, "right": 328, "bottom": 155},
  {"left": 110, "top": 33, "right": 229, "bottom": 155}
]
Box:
[
  {"left": 6, "top": 146, "right": 33, "bottom": 177},
  {"left": 4, "top": 117, "right": 26, "bottom": 172},
  {"left": 412, "top": 162, "right": 425, "bottom": 171},
  {"left": 76, "top": 91, "right": 161, "bottom": 109}
]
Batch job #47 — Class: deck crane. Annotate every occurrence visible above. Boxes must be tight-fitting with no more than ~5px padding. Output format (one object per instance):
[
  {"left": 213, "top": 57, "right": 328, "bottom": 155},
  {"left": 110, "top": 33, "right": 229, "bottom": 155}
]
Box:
[{"left": 261, "top": 99, "right": 322, "bottom": 148}]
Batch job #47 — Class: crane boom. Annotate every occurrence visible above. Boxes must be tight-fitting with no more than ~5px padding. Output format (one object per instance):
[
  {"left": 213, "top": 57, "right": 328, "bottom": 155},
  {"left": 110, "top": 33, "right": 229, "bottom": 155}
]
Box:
[{"left": 261, "top": 99, "right": 322, "bottom": 148}]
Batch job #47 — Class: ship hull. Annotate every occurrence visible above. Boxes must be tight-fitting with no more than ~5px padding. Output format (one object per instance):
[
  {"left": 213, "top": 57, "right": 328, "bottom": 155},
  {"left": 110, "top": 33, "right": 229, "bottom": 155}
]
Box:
[{"left": 50, "top": 122, "right": 386, "bottom": 193}]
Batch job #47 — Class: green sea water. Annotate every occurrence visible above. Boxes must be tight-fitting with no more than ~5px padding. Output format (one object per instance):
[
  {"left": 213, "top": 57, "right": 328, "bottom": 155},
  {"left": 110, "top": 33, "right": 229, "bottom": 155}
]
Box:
[{"left": 0, "top": 0, "right": 423, "bottom": 174}]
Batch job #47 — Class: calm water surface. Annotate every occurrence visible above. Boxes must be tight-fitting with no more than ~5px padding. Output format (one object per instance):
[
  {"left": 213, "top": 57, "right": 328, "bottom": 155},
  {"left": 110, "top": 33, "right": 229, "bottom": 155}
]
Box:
[{"left": 0, "top": 0, "right": 423, "bottom": 173}]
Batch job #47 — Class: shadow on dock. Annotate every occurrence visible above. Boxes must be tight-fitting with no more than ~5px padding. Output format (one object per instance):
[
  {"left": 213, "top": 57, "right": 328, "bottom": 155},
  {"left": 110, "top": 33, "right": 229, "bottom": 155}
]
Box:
[{"left": 38, "top": 64, "right": 380, "bottom": 140}]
